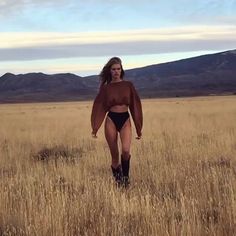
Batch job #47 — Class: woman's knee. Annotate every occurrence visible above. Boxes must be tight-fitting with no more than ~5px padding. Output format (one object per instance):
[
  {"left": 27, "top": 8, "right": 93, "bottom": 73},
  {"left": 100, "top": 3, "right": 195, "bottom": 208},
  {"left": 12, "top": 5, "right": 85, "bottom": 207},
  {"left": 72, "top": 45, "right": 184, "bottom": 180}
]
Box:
[{"left": 121, "top": 150, "right": 130, "bottom": 159}]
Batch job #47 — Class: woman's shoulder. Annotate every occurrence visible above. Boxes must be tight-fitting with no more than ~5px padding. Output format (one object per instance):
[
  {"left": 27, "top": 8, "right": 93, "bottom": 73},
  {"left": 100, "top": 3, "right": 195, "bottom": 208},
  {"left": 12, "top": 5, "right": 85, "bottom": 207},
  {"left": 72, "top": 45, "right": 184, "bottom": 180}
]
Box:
[
  {"left": 100, "top": 83, "right": 109, "bottom": 89},
  {"left": 123, "top": 80, "right": 135, "bottom": 89},
  {"left": 97, "top": 84, "right": 108, "bottom": 94}
]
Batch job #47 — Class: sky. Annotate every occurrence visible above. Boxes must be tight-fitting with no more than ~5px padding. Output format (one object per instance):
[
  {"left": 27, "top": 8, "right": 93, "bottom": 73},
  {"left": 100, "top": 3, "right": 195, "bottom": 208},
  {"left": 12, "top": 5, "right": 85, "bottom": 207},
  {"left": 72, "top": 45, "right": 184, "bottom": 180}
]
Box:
[{"left": 0, "top": 0, "right": 236, "bottom": 76}]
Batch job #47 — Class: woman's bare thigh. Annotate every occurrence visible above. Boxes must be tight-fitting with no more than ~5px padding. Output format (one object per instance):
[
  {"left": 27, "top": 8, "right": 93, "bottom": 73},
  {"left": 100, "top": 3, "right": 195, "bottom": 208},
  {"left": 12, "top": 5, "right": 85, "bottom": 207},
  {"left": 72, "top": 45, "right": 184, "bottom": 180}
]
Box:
[
  {"left": 119, "top": 118, "right": 132, "bottom": 154},
  {"left": 104, "top": 116, "right": 118, "bottom": 147}
]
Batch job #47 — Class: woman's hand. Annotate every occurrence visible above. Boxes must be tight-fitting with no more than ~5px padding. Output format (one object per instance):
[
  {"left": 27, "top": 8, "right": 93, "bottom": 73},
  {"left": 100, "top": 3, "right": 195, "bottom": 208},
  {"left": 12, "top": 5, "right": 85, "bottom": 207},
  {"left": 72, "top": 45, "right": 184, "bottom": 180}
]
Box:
[
  {"left": 91, "top": 132, "right": 98, "bottom": 138},
  {"left": 135, "top": 134, "right": 142, "bottom": 140}
]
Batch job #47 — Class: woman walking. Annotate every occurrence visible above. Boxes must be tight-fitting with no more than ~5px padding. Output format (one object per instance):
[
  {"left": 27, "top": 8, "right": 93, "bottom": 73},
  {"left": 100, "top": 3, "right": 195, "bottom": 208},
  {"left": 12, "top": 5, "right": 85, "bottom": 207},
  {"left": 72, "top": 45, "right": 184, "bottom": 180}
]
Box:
[{"left": 91, "top": 57, "right": 143, "bottom": 187}]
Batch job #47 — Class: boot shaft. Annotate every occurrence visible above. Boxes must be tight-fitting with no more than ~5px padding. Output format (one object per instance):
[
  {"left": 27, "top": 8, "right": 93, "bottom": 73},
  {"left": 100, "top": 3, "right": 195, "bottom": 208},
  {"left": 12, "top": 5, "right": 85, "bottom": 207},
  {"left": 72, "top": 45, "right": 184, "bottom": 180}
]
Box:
[
  {"left": 121, "top": 155, "right": 130, "bottom": 178},
  {"left": 111, "top": 165, "right": 123, "bottom": 182}
]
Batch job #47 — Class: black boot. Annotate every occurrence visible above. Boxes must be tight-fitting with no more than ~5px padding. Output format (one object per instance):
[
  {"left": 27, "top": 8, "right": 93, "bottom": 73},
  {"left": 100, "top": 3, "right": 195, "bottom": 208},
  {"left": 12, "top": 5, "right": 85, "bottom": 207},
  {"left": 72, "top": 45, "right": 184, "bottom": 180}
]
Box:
[
  {"left": 111, "top": 165, "right": 123, "bottom": 185},
  {"left": 121, "top": 155, "right": 131, "bottom": 187}
]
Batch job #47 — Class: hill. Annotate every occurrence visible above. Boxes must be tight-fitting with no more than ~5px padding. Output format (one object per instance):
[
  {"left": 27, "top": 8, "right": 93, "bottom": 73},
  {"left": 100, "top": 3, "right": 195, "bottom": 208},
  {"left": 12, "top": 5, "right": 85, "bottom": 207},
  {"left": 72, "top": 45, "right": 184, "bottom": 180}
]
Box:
[{"left": 0, "top": 49, "right": 235, "bottom": 103}]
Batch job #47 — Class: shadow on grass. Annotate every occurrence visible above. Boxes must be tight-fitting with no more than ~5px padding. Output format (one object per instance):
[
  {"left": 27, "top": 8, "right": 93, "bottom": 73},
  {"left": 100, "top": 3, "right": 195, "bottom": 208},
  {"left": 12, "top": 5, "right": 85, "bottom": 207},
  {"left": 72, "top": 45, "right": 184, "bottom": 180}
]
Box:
[{"left": 32, "top": 145, "right": 83, "bottom": 163}]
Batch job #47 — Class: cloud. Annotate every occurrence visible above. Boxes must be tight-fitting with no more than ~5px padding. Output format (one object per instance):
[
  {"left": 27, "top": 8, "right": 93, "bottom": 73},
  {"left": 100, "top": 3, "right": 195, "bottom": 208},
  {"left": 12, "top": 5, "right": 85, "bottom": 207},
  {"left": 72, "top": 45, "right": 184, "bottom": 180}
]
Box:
[
  {"left": 1, "top": 0, "right": 235, "bottom": 33},
  {"left": 0, "top": 0, "right": 68, "bottom": 17},
  {"left": 0, "top": 25, "right": 236, "bottom": 61},
  {"left": 0, "top": 50, "right": 227, "bottom": 76},
  {"left": 0, "top": 59, "right": 101, "bottom": 75},
  {"left": 148, "top": 0, "right": 236, "bottom": 27}
]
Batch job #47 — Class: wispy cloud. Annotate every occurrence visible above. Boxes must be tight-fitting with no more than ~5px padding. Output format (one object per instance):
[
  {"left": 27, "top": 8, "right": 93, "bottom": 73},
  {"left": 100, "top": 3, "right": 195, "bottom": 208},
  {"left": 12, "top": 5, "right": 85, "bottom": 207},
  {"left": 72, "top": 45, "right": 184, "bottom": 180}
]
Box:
[
  {"left": 0, "top": 0, "right": 68, "bottom": 15},
  {"left": 0, "top": 50, "right": 218, "bottom": 76},
  {"left": 1, "top": 0, "right": 235, "bottom": 32},
  {"left": 0, "top": 26, "right": 235, "bottom": 61}
]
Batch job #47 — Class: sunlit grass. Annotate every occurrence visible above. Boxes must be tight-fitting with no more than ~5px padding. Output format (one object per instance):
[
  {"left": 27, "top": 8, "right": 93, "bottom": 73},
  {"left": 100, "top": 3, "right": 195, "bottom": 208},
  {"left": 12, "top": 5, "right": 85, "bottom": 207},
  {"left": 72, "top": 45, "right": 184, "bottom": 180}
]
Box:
[{"left": 0, "top": 96, "right": 236, "bottom": 235}]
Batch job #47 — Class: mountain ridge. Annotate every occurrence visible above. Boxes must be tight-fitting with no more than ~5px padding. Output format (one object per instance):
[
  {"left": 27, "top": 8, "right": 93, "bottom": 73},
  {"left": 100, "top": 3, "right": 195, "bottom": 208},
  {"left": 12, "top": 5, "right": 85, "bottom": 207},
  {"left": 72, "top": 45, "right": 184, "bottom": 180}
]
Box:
[{"left": 0, "top": 49, "right": 235, "bottom": 103}]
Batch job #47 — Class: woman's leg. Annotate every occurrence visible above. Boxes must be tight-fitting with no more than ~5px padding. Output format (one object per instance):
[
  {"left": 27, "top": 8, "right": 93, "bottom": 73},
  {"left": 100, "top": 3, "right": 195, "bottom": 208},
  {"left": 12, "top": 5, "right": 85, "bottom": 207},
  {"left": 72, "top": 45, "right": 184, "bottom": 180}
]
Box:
[
  {"left": 104, "top": 116, "right": 119, "bottom": 168},
  {"left": 119, "top": 118, "right": 132, "bottom": 159},
  {"left": 119, "top": 118, "right": 132, "bottom": 186}
]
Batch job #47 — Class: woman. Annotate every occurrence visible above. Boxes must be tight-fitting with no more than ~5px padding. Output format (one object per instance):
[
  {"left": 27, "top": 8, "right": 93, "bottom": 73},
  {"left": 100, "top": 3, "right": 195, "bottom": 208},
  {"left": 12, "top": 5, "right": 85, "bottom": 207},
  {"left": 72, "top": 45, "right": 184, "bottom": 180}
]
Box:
[{"left": 91, "top": 57, "right": 143, "bottom": 187}]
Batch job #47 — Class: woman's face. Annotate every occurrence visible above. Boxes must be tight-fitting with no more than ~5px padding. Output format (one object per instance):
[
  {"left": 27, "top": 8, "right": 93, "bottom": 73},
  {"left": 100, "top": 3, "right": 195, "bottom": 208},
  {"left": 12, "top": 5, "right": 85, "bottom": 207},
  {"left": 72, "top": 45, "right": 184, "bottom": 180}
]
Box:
[{"left": 110, "top": 63, "right": 121, "bottom": 79}]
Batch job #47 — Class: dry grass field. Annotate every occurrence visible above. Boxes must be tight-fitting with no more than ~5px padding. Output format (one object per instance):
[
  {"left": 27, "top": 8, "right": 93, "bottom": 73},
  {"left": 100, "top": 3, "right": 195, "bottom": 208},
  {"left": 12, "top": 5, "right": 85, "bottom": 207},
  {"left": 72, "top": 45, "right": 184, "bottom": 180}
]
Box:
[{"left": 0, "top": 96, "right": 236, "bottom": 236}]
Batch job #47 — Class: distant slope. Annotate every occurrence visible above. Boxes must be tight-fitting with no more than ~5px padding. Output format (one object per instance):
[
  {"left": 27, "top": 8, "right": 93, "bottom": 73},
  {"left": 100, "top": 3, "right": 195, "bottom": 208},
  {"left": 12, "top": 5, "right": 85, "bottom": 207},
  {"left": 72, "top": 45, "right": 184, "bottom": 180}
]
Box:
[
  {"left": 123, "top": 49, "right": 236, "bottom": 97},
  {"left": 0, "top": 49, "right": 235, "bottom": 103},
  {"left": 0, "top": 73, "right": 97, "bottom": 103}
]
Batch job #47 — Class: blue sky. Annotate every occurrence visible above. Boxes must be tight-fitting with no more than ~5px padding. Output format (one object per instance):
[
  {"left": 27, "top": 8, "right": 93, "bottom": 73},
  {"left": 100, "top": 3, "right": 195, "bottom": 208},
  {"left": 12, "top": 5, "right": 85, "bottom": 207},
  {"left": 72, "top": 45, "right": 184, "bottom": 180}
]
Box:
[{"left": 0, "top": 0, "right": 236, "bottom": 76}]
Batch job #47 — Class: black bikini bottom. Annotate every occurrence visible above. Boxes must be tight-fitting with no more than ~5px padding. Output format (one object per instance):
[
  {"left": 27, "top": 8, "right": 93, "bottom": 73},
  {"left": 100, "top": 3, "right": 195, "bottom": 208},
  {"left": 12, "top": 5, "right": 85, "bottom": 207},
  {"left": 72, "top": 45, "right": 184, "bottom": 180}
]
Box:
[{"left": 107, "top": 111, "right": 130, "bottom": 132}]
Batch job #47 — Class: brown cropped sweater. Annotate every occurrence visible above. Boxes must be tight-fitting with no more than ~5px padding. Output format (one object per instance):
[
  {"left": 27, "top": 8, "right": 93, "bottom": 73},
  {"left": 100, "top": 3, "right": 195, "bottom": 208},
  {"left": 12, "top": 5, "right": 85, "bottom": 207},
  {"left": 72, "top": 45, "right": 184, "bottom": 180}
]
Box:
[{"left": 91, "top": 80, "right": 143, "bottom": 136}]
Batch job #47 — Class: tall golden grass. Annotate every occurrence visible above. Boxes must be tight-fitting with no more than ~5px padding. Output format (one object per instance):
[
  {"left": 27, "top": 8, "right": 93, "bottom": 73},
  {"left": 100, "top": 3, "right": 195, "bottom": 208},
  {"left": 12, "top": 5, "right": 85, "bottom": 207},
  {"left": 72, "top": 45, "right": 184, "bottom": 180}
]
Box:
[{"left": 0, "top": 96, "right": 235, "bottom": 236}]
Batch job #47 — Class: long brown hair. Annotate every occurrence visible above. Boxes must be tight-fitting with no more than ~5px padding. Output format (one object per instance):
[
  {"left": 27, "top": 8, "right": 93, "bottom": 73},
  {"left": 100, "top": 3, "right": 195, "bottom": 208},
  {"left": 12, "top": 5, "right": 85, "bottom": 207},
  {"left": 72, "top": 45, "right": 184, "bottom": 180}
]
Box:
[{"left": 99, "top": 57, "right": 125, "bottom": 87}]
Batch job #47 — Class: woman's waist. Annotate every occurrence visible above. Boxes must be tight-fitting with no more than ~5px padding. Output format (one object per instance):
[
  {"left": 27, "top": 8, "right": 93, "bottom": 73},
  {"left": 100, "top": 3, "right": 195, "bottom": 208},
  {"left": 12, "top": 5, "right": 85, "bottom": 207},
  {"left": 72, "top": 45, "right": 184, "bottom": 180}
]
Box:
[{"left": 109, "top": 104, "right": 128, "bottom": 113}]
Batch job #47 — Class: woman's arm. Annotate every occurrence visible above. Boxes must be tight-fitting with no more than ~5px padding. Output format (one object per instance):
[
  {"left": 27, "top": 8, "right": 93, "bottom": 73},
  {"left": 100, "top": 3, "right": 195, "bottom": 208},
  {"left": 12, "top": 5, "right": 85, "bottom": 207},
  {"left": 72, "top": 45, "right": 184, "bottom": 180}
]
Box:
[
  {"left": 129, "top": 82, "right": 143, "bottom": 138},
  {"left": 91, "top": 86, "right": 107, "bottom": 136}
]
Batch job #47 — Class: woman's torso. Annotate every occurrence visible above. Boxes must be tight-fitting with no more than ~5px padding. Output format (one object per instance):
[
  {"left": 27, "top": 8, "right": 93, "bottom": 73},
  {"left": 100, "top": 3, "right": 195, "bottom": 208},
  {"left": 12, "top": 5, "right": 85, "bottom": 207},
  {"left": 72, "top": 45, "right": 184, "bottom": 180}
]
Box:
[{"left": 104, "top": 80, "right": 130, "bottom": 112}]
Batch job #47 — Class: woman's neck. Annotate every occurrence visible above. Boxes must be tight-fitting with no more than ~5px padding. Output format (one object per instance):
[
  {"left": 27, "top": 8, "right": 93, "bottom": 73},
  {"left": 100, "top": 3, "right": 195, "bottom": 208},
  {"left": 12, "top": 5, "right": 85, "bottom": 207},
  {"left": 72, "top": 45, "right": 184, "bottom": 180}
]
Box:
[{"left": 111, "top": 78, "right": 122, "bottom": 83}]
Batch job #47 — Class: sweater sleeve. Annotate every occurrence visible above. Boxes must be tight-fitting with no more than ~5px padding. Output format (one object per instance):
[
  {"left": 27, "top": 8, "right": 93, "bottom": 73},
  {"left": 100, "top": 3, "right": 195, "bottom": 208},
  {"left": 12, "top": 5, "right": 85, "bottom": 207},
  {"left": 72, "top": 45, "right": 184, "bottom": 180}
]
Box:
[
  {"left": 91, "top": 86, "right": 108, "bottom": 135},
  {"left": 129, "top": 82, "right": 143, "bottom": 137}
]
